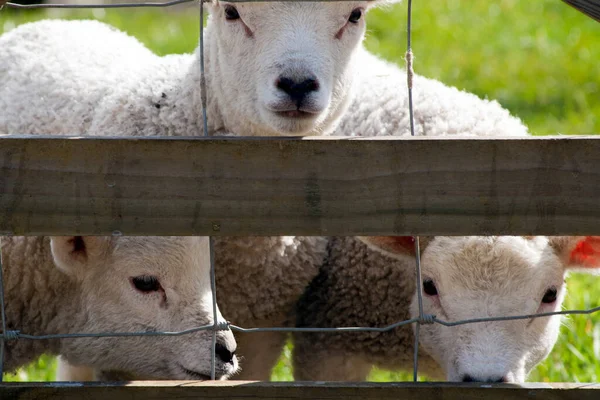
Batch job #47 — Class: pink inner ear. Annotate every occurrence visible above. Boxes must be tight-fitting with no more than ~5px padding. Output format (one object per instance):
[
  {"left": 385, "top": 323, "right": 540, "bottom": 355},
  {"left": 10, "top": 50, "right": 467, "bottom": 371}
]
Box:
[
  {"left": 569, "top": 236, "right": 600, "bottom": 268},
  {"left": 378, "top": 236, "right": 416, "bottom": 255}
]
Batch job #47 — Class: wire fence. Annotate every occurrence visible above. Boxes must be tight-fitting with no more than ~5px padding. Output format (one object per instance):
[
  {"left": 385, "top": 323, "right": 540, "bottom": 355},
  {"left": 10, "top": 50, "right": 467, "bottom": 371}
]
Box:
[{"left": 1, "top": 0, "right": 599, "bottom": 386}]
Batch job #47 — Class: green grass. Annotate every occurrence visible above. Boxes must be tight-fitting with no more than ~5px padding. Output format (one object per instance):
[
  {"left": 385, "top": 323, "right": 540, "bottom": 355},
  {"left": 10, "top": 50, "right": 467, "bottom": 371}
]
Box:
[{"left": 1, "top": 0, "right": 599, "bottom": 383}]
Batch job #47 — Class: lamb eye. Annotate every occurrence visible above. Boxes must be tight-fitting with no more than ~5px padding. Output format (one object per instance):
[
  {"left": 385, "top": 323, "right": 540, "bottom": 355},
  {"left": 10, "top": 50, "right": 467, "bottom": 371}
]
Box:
[
  {"left": 131, "top": 275, "right": 161, "bottom": 293},
  {"left": 224, "top": 5, "right": 240, "bottom": 21},
  {"left": 542, "top": 287, "right": 557, "bottom": 304},
  {"left": 423, "top": 279, "right": 438, "bottom": 296},
  {"left": 348, "top": 8, "right": 363, "bottom": 24}
]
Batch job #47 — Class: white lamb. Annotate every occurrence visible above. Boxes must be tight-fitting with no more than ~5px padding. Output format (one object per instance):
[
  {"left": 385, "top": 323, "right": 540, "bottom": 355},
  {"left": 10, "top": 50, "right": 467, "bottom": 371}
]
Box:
[
  {"left": 292, "top": 235, "right": 600, "bottom": 382},
  {"left": 0, "top": 1, "right": 399, "bottom": 137},
  {"left": 56, "top": 235, "right": 327, "bottom": 381},
  {"left": 1, "top": 235, "right": 238, "bottom": 380}
]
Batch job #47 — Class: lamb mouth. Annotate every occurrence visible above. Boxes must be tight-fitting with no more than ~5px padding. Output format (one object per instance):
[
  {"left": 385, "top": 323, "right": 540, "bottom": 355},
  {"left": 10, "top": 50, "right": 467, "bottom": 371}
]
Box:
[
  {"left": 276, "top": 110, "right": 316, "bottom": 119},
  {"left": 178, "top": 364, "right": 212, "bottom": 380}
]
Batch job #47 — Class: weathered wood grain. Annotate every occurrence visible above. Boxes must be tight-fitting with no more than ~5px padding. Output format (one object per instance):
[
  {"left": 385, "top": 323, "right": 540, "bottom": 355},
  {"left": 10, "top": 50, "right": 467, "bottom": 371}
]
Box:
[
  {"left": 562, "top": 0, "right": 600, "bottom": 22},
  {"left": 1, "top": 135, "right": 599, "bottom": 236},
  {"left": 1, "top": 381, "right": 599, "bottom": 400}
]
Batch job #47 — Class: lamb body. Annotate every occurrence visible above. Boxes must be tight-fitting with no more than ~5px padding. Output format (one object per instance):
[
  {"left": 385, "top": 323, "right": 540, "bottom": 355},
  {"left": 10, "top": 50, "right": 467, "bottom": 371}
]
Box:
[
  {"left": 333, "top": 47, "right": 529, "bottom": 138},
  {"left": 0, "top": 7, "right": 529, "bottom": 140}
]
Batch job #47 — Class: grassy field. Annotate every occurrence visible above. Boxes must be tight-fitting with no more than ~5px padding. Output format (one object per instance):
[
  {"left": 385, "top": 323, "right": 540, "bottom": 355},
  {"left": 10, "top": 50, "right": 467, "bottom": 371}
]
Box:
[{"left": 1, "top": 0, "right": 599, "bottom": 383}]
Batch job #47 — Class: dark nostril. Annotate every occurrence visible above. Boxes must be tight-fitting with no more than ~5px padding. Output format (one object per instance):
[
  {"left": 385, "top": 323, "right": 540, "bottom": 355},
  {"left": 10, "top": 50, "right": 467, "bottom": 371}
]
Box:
[
  {"left": 276, "top": 77, "right": 295, "bottom": 94},
  {"left": 302, "top": 78, "right": 320, "bottom": 92},
  {"left": 276, "top": 76, "right": 320, "bottom": 103},
  {"left": 215, "top": 342, "right": 235, "bottom": 364},
  {"left": 462, "top": 374, "right": 475, "bottom": 382}
]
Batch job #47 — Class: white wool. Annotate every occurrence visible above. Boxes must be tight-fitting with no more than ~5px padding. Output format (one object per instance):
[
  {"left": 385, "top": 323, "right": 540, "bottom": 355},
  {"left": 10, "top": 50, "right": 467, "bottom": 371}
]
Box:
[{"left": 334, "top": 48, "right": 529, "bottom": 138}]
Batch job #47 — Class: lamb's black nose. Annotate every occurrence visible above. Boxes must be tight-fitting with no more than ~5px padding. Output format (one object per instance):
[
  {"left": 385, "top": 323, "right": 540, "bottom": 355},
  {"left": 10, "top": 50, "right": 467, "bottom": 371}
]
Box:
[
  {"left": 215, "top": 341, "right": 236, "bottom": 364},
  {"left": 276, "top": 76, "right": 320, "bottom": 105}
]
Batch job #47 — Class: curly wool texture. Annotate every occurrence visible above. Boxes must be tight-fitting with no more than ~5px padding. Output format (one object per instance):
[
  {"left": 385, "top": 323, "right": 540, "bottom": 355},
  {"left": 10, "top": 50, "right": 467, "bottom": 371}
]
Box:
[
  {"left": 333, "top": 48, "right": 529, "bottom": 138},
  {"left": 0, "top": 20, "right": 218, "bottom": 137},
  {"left": 293, "top": 237, "right": 443, "bottom": 381},
  {"left": 214, "top": 236, "right": 327, "bottom": 328},
  {"left": 1, "top": 237, "right": 82, "bottom": 372},
  {"left": 214, "top": 236, "right": 328, "bottom": 380}
]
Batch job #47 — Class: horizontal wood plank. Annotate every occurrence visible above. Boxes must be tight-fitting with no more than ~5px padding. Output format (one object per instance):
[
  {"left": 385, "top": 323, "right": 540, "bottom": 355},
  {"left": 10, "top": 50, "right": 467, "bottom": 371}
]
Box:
[
  {"left": 1, "top": 381, "right": 599, "bottom": 400},
  {"left": 1, "top": 135, "right": 600, "bottom": 236}
]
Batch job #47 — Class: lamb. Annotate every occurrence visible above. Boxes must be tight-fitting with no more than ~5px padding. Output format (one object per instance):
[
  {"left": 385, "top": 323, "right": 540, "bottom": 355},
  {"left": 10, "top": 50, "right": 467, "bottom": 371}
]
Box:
[
  {"left": 0, "top": 235, "right": 238, "bottom": 379},
  {"left": 0, "top": 1, "right": 398, "bottom": 137},
  {"left": 292, "top": 235, "right": 600, "bottom": 382},
  {"left": 55, "top": 235, "right": 328, "bottom": 381}
]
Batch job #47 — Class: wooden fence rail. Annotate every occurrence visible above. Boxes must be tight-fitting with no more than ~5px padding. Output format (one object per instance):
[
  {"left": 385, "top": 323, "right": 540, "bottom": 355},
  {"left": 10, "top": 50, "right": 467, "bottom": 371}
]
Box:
[
  {"left": 0, "top": 135, "right": 599, "bottom": 236},
  {"left": 2, "top": 381, "right": 599, "bottom": 400},
  {"left": 1, "top": 135, "right": 599, "bottom": 397}
]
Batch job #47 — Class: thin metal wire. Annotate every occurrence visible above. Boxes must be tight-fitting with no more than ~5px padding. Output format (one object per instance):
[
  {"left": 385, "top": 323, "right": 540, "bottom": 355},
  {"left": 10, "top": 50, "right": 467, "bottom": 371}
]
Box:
[
  {"left": 199, "top": 0, "right": 209, "bottom": 137},
  {"left": 5, "top": 0, "right": 193, "bottom": 8},
  {"left": 404, "top": 0, "right": 424, "bottom": 384},
  {"left": 209, "top": 238, "right": 217, "bottom": 381},
  {"left": 412, "top": 237, "right": 422, "bottom": 383},
  {"left": 197, "top": 0, "right": 216, "bottom": 380},
  {"left": 0, "top": 238, "right": 6, "bottom": 382},
  {"left": 4, "top": 0, "right": 363, "bottom": 8},
  {"left": 1, "top": 305, "right": 599, "bottom": 340},
  {"left": 405, "top": 0, "right": 415, "bottom": 139}
]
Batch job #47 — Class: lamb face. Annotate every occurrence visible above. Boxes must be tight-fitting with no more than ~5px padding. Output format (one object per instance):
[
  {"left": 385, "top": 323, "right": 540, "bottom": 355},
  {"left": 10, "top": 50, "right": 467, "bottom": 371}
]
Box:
[
  {"left": 359, "top": 235, "right": 600, "bottom": 383},
  {"left": 206, "top": 1, "right": 392, "bottom": 136},
  {"left": 51, "top": 236, "right": 238, "bottom": 380}
]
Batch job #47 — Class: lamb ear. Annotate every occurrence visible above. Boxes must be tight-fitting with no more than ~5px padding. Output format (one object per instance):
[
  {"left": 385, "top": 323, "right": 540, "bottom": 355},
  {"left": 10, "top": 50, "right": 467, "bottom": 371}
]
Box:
[
  {"left": 50, "top": 236, "right": 110, "bottom": 276},
  {"left": 549, "top": 236, "right": 600, "bottom": 272},
  {"left": 357, "top": 236, "right": 431, "bottom": 261}
]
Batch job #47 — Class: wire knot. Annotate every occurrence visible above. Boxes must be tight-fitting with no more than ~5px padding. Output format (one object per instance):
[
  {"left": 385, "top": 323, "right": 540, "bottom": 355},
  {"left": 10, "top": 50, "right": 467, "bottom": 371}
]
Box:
[
  {"left": 404, "top": 49, "right": 414, "bottom": 89},
  {"left": 418, "top": 314, "right": 435, "bottom": 325},
  {"left": 214, "top": 321, "right": 231, "bottom": 331},
  {"left": 1, "top": 330, "right": 20, "bottom": 341}
]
